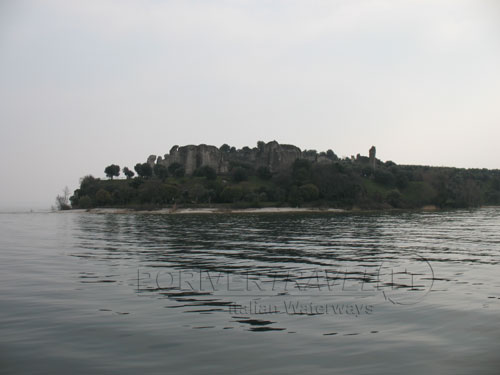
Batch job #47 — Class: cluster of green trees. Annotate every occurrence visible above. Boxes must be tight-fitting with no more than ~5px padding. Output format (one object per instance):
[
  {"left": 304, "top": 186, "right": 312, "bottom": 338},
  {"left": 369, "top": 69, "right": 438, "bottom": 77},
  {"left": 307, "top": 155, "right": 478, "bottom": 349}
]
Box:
[{"left": 69, "top": 147, "right": 500, "bottom": 210}]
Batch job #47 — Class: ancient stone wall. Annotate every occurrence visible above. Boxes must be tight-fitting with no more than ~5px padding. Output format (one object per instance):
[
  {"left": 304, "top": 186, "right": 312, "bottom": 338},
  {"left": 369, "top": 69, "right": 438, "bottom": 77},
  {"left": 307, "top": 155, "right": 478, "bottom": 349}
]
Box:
[
  {"left": 150, "top": 141, "right": 304, "bottom": 174},
  {"left": 156, "top": 144, "right": 229, "bottom": 174},
  {"left": 146, "top": 141, "right": 374, "bottom": 175}
]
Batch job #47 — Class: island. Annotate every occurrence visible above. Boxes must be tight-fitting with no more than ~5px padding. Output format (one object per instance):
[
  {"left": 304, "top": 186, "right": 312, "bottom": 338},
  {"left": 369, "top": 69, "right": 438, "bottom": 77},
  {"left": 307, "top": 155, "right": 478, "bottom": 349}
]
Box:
[{"left": 64, "top": 141, "right": 500, "bottom": 212}]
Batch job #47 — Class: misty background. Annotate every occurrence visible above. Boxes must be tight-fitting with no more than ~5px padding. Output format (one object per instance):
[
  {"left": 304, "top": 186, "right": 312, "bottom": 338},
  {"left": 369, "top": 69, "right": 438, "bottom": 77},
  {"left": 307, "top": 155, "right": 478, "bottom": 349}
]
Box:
[{"left": 0, "top": 0, "right": 499, "bottom": 209}]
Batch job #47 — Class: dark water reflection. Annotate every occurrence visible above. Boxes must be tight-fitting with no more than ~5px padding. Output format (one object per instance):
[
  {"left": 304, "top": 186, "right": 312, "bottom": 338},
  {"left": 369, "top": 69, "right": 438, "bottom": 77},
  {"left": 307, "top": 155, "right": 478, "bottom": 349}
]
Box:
[{"left": 1, "top": 209, "right": 500, "bottom": 374}]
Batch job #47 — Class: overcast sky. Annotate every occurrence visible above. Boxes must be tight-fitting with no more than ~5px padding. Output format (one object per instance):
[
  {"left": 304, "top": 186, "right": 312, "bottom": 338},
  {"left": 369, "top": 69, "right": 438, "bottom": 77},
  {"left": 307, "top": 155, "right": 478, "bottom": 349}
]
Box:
[{"left": 1, "top": 0, "right": 499, "bottom": 209}]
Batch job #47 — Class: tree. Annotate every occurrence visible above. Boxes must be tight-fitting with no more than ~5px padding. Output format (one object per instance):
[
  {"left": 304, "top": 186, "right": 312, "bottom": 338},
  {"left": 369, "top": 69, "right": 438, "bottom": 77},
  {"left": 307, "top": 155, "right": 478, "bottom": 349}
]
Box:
[
  {"left": 326, "top": 149, "right": 338, "bottom": 161},
  {"left": 153, "top": 164, "right": 169, "bottom": 180},
  {"left": 79, "top": 175, "right": 99, "bottom": 195},
  {"left": 257, "top": 141, "right": 265, "bottom": 152},
  {"left": 104, "top": 164, "right": 120, "bottom": 179},
  {"left": 55, "top": 186, "right": 71, "bottom": 210},
  {"left": 299, "top": 184, "right": 319, "bottom": 202},
  {"left": 311, "top": 163, "right": 360, "bottom": 204},
  {"left": 168, "top": 162, "right": 185, "bottom": 178},
  {"left": 134, "top": 163, "right": 152, "bottom": 178},
  {"left": 78, "top": 195, "right": 92, "bottom": 209},
  {"left": 219, "top": 144, "right": 230, "bottom": 153},
  {"left": 134, "top": 163, "right": 143, "bottom": 177},
  {"left": 123, "top": 167, "right": 135, "bottom": 179}
]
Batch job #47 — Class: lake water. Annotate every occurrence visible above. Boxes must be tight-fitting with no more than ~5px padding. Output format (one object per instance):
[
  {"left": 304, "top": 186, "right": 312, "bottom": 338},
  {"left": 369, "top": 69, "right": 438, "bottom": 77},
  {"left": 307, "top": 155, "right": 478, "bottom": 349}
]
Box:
[{"left": 1, "top": 208, "right": 500, "bottom": 374}]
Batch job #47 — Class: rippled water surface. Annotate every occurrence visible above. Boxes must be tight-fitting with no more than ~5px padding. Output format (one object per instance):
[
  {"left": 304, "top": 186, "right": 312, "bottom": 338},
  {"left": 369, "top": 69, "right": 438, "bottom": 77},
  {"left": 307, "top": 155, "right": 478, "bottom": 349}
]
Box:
[{"left": 1, "top": 209, "right": 500, "bottom": 374}]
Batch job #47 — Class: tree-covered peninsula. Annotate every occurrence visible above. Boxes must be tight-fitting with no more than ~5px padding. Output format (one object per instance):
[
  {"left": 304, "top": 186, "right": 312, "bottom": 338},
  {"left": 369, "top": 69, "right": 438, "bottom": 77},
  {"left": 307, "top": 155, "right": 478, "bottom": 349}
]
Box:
[{"left": 69, "top": 141, "right": 500, "bottom": 211}]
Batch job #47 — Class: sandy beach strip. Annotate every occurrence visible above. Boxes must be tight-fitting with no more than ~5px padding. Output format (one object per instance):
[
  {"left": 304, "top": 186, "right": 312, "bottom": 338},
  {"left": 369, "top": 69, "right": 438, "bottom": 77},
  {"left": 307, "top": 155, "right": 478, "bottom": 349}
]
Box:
[{"left": 62, "top": 207, "right": 347, "bottom": 215}]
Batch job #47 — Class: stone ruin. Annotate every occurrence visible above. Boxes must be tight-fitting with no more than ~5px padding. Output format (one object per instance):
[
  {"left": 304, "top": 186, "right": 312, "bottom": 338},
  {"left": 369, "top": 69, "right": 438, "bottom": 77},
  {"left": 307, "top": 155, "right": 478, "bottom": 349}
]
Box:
[
  {"left": 146, "top": 141, "right": 303, "bottom": 175},
  {"left": 369, "top": 146, "right": 376, "bottom": 170},
  {"left": 145, "top": 141, "right": 377, "bottom": 175}
]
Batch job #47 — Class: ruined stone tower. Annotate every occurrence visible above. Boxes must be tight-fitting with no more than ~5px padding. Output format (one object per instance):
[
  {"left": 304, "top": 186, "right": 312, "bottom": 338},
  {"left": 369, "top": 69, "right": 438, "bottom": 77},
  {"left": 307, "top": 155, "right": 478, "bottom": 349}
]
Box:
[{"left": 369, "top": 146, "right": 376, "bottom": 170}]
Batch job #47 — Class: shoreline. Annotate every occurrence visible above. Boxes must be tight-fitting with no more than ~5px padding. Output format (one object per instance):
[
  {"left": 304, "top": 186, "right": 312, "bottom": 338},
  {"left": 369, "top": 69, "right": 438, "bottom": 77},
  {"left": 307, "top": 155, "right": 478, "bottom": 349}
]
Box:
[
  {"left": 76, "top": 207, "right": 348, "bottom": 214},
  {"left": 60, "top": 205, "right": 441, "bottom": 215}
]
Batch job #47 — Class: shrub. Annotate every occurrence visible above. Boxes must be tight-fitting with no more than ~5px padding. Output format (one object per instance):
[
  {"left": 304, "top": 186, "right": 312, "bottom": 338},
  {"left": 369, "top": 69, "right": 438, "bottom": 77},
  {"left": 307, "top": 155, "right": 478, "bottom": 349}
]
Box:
[
  {"left": 188, "top": 184, "right": 208, "bottom": 203},
  {"left": 78, "top": 195, "right": 92, "bottom": 209},
  {"left": 220, "top": 186, "right": 244, "bottom": 203},
  {"left": 55, "top": 186, "right": 71, "bottom": 210},
  {"left": 193, "top": 166, "right": 217, "bottom": 180}
]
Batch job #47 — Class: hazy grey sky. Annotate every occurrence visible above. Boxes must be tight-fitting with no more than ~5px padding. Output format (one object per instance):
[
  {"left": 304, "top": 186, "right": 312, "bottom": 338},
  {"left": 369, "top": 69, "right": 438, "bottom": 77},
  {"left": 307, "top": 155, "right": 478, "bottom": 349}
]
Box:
[{"left": 1, "top": 0, "right": 499, "bottom": 209}]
